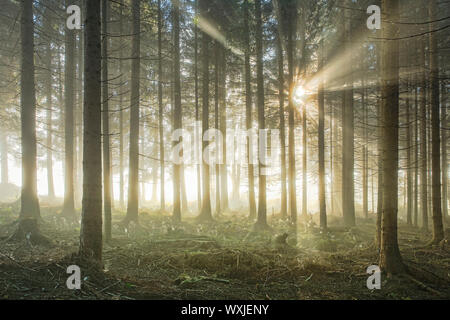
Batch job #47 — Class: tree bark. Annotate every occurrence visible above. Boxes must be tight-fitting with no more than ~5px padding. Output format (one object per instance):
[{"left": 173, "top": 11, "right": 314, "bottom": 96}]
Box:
[
  {"left": 158, "top": 0, "right": 165, "bottom": 213},
  {"left": 124, "top": 0, "right": 141, "bottom": 226},
  {"left": 318, "top": 42, "right": 327, "bottom": 231},
  {"left": 379, "top": 0, "right": 405, "bottom": 274},
  {"left": 243, "top": 0, "right": 256, "bottom": 220},
  {"left": 198, "top": 0, "right": 212, "bottom": 221},
  {"left": 62, "top": 0, "right": 76, "bottom": 219},
  {"left": 428, "top": 0, "right": 444, "bottom": 243},
  {"left": 102, "top": 0, "right": 112, "bottom": 241},
  {"left": 79, "top": 0, "right": 102, "bottom": 261}
]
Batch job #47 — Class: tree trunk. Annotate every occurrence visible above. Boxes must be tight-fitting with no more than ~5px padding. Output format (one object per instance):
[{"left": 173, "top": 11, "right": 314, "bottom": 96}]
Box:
[
  {"left": 172, "top": 0, "right": 182, "bottom": 222},
  {"left": 198, "top": 0, "right": 212, "bottom": 222},
  {"left": 414, "top": 78, "right": 419, "bottom": 227},
  {"left": 420, "top": 40, "right": 428, "bottom": 231},
  {"left": 428, "top": 0, "right": 444, "bottom": 243},
  {"left": 276, "top": 20, "right": 287, "bottom": 219},
  {"left": 302, "top": 108, "right": 307, "bottom": 218},
  {"left": 318, "top": 42, "right": 327, "bottom": 231},
  {"left": 44, "top": 9, "right": 55, "bottom": 199},
  {"left": 118, "top": 0, "right": 125, "bottom": 209},
  {"left": 254, "top": 0, "right": 268, "bottom": 230},
  {"left": 19, "top": 0, "right": 41, "bottom": 236},
  {"left": 406, "top": 81, "right": 413, "bottom": 225},
  {"left": 158, "top": 0, "right": 165, "bottom": 213},
  {"left": 441, "top": 82, "right": 448, "bottom": 219},
  {"left": 243, "top": 0, "right": 256, "bottom": 220},
  {"left": 214, "top": 42, "right": 221, "bottom": 216},
  {"left": 342, "top": 4, "right": 355, "bottom": 227},
  {"left": 79, "top": 0, "right": 102, "bottom": 261},
  {"left": 194, "top": 0, "right": 201, "bottom": 212},
  {"left": 124, "top": 0, "right": 141, "bottom": 226},
  {"left": 62, "top": 0, "right": 76, "bottom": 219},
  {"left": 102, "top": 0, "right": 112, "bottom": 241},
  {"left": 219, "top": 48, "right": 229, "bottom": 212},
  {"left": 379, "top": 0, "right": 405, "bottom": 274}
]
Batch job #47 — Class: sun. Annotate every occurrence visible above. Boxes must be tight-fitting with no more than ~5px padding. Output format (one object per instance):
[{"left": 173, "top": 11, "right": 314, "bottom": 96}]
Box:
[{"left": 294, "top": 85, "right": 306, "bottom": 100}]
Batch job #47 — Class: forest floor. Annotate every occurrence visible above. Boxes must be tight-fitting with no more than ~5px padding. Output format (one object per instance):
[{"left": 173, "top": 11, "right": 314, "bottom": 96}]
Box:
[{"left": 0, "top": 203, "right": 449, "bottom": 300}]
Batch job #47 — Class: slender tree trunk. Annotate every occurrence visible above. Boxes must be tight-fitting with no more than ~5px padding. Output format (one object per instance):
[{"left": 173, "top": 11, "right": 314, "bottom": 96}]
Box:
[
  {"left": 420, "top": 40, "right": 428, "bottom": 231},
  {"left": 429, "top": 0, "right": 444, "bottom": 243},
  {"left": 318, "top": 42, "right": 327, "bottom": 231},
  {"left": 79, "top": 0, "right": 102, "bottom": 261},
  {"left": 441, "top": 82, "right": 448, "bottom": 219},
  {"left": 18, "top": 0, "right": 41, "bottom": 238},
  {"left": 342, "top": 4, "right": 355, "bottom": 227},
  {"left": 194, "top": 0, "right": 201, "bottom": 212},
  {"left": 254, "top": 0, "right": 268, "bottom": 230},
  {"left": 406, "top": 81, "right": 413, "bottom": 225},
  {"left": 276, "top": 21, "right": 287, "bottom": 219},
  {"left": 62, "top": 0, "right": 76, "bottom": 219},
  {"left": 302, "top": 108, "right": 307, "bottom": 218},
  {"left": 214, "top": 42, "right": 221, "bottom": 216},
  {"left": 414, "top": 79, "right": 419, "bottom": 227},
  {"left": 362, "top": 85, "right": 368, "bottom": 219},
  {"left": 243, "top": 0, "right": 256, "bottom": 220},
  {"left": 157, "top": 0, "right": 165, "bottom": 213},
  {"left": 118, "top": 0, "right": 125, "bottom": 209},
  {"left": 102, "top": 0, "right": 112, "bottom": 241},
  {"left": 198, "top": 0, "right": 212, "bottom": 221},
  {"left": 43, "top": 9, "right": 55, "bottom": 199},
  {"left": 285, "top": 0, "right": 298, "bottom": 225},
  {"left": 172, "top": 0, "right": 182, "bottom": 222},
  {"left": 379, "top": 0, "right": 405, "bottom": 274},
  {"left": 124, "top": 0, "right": 141, "bottom": 226},
  {"left": 219, "top": 48, "right": 229, "bottom": 212}
]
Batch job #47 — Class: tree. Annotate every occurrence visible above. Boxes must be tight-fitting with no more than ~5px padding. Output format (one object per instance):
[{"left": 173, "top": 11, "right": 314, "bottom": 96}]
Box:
[
  {"left": 428, "top": 0, "right": 444, "bottom": 244},
  {"left": 254, "top": 0, "right": 268, "bottom": 230},
  {"left": 43, "top": 7, "right": 55, "bottom": 199},
  {"left": 79, "top": 0, "right": 102, "bottom": 261},
  {"left": 342, "top": 3, "right": 355, "bottom": 227},
  {"left": 102, "top": 0, "right": 112, "bottom": 241},
  {"left": 379, "top": 0, "right": 406, "bottom": 274},
  {"left": 124, "top": 0, "right": 141, "bottom": 227},
  {"left": 62, "top": 0, "right": 76, "bottom": 220},
  {"left": 15, "top": 0, "right": 42, "bottom": 242},
  {"left": 275, "top": 7, "right": 287, "bottom": 219},
  {"left": 158, "top": 0, "right": 166, "bottom": 213},
  {"left": 198, "top": 0, "right": 212, "bottom": 222},
  {"left": 243, "top": 0, "right": 256, "bottom": 220},
  {"left": 172, "top": 0, "right": 182, "bottom": 222},
  {"left": 318, "top": 41, "right": 327, "bottom": 231}
]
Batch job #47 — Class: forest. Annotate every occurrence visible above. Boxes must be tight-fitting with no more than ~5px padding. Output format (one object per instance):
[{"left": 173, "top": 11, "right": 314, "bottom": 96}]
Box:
[{"left": 0, "top": 0, "right": 449, "bottom": 301}]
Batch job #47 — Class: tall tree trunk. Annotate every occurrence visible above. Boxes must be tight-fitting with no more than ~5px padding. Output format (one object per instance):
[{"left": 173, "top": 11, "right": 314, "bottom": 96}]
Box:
[
  {"left": 198, "top": 0, "right": 212, "bottom": 221},
  {"left": 318, "top": 42, "right": 327, "bottom": 231},
  {"left": 285, "top": 0, "right": 298, "bottom": 225},
  {"left": 302, "top": 108, "right": 307, "bottom": 218},
  {"left": 243, "top": 0, "right": 256, "bottom": 220},
  {"left": 62, "top": 0, "right": 76, "bottom": 219},
  {"left": 219, "top": 48, "right": 229, "bottom": 212},
  {"left": 172, "top": 0, "right": 182, "bottom": 222},
  {"left": 194, "top": 0, "right": 201, "bottom": 212},
  {"left": 276, "top": 20, "right": 287, "bottom": 219},
  {"left": 429, "top": 0, "right": 444, "bottom": 243},
  {"left": 44, "top": 10, "right": 55, "bottom": 199},
  {"left": 441, "top": 82, "right": 448, "bottom": 219},
  {"left": 102, "top": 0, "right": 112, "bottom": 241},
  {"left": 362, "top": 85, "right": 368, "bottom": 219},
  {"left": 119, "top": 0, "right": 125, "bottom": 209},
  {"left": 18, "top": 0, "right": 41, "bottom": 239},
  {"left": 158, "top": 0, "right": 165, "bottom": 213},
  {"left": 406, "top": 81, "right": 413, "bottom": 225},
  {"left": 379, "top": 0, "right": 405, "bottom": 274},
  {"left": 420, "top": 39, "right": 428, "bottom": 231},
  {"left": 214, "top": 42, "right": 221, "bottom": 216},
  {"left": 414, "top": 80, "right": 419, "bottom": 227},
  {"left": 342, "top": 4, "right": 355, "bottom": 227},
  {"left": 124, "top": 0, "right": 141, "bottom": 226},
  {"left": 254, "top": 0, "right": 268, "bottom": 230},
  {"left": 79, "top": 0, "right": 102, "bottom": 261}
]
